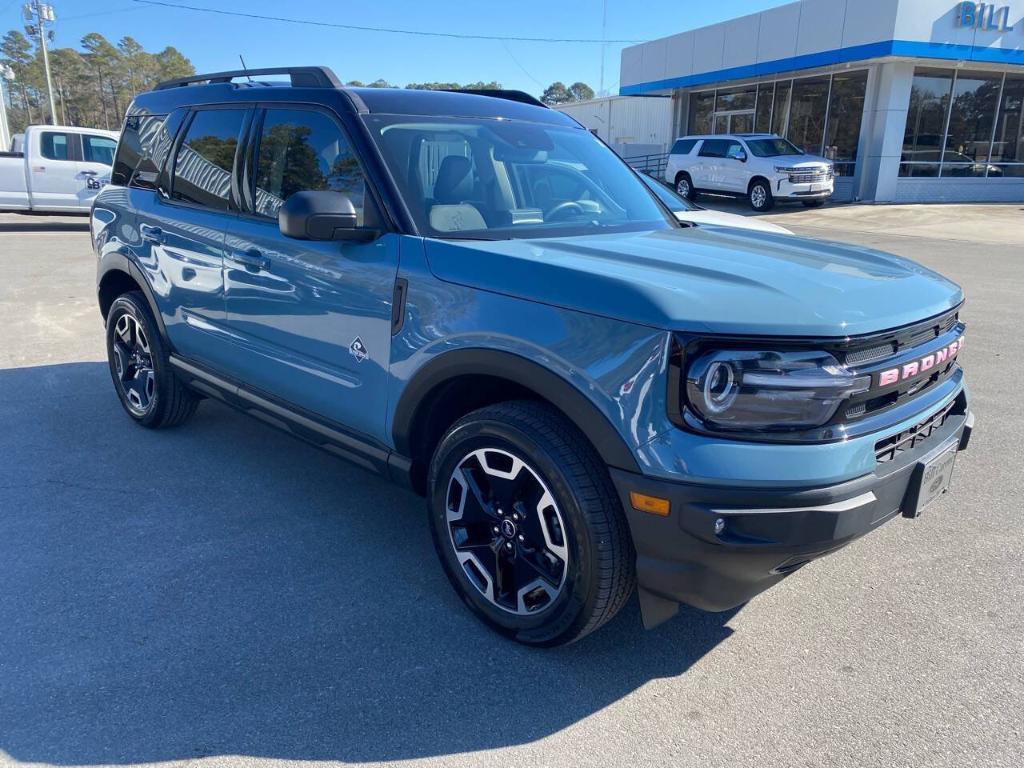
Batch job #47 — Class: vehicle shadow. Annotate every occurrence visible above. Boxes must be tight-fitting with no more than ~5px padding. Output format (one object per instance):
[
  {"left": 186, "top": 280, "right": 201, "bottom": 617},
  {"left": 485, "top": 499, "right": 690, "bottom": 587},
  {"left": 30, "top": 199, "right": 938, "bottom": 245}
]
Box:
[
  {"left": 0, "top": 362, "right": 737, "bottom": 765},
  {"left": 694, "top": 194, "right": 849, "bottom": 218},
  {"left": 0, "top": 215, "right": 90, "bottom": 233}
]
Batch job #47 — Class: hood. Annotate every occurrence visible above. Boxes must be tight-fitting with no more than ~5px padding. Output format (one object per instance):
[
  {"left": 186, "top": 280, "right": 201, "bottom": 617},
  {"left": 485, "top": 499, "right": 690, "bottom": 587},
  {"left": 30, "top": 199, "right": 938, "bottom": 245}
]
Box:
[
  {"left": 772, "top": 155, "right": 831, "bottom": 169},
  {"left": 675, "top": 210, "right": 792, "bottom": 235},
  {"left": 423, "top": 228, "right": 963, "bottom": 337}
]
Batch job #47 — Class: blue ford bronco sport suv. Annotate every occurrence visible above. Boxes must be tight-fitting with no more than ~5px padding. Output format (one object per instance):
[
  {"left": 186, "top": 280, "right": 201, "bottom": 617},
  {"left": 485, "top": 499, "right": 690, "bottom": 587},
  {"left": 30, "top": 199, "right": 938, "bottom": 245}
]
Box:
[{"left": 92, "top": 66, "right": 973, "bottom": 646}]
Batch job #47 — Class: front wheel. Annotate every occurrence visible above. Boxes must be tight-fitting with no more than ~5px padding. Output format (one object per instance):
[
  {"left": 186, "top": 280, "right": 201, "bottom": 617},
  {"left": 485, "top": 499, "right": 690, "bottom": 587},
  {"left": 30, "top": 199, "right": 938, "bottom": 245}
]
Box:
[
  {"left": 428, "top": 401, "right": 635, "bottom": 646},
  {"left": 749, "top": 179, "right": 774, "bottom": 211}
]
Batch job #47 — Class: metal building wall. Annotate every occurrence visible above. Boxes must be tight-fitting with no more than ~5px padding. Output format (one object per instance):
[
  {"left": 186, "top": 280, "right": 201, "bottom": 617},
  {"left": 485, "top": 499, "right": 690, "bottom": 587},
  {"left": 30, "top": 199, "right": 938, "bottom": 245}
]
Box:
[{"left": 555, "top": 96, "right": 674, "bottom": 158}]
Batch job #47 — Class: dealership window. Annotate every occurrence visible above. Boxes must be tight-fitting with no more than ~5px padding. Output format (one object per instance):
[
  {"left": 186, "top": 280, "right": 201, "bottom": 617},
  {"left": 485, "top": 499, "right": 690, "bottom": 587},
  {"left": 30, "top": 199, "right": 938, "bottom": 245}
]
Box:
[
  {"left": 684, "top": 70, "right": 869, "bottom": 176},
  {"left": 770, "top": 80, "right": 791, "bottom": 136},
  {"left": 786, "top": 76, "right": 830, "bottom": 155},
  {"left": 991, "top": 75, "right": 1024, "bottom": 177},
  {"left": 754, "top": 82, "right": 774, "bottom": 133},
  {"left": 688, "top": 91, "right": 714, "bottom": 135},
  {"left": 901, "top": 67, "right": 1019, "bottom": 179},
  {"left": 901, "top": 68, "right": 953, "bottom": 177},
  {"left": 942, "top": 70, "right": 1001, "bottom": 177},
  {"left": 715, "top": 85, "right": 755, "bottom": 112},
  {"left": 824, "top": 70, "right": 867, "bottom": 177}
]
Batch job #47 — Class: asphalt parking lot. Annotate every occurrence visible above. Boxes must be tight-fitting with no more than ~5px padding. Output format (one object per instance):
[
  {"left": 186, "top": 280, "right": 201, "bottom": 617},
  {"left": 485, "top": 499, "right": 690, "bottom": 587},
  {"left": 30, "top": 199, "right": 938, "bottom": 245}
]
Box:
[{"left": 1, "top": 204, "right": 1021, "bottom": 768}]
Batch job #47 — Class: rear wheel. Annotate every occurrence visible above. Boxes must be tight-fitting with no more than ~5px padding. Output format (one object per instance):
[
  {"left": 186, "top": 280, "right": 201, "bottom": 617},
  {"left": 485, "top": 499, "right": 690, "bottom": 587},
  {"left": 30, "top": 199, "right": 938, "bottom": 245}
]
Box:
[
  {"left": 105, "top": 292, "right": 198, "bottom": 428},
  {"left": 675, "top": 173, "right": 695, "bottom": 200},
  {"left": 428, "top": 401, "right": 635, "bottom": 646},
  {"left": 749, "top": 179, "right": 774, "bottom": 211}
]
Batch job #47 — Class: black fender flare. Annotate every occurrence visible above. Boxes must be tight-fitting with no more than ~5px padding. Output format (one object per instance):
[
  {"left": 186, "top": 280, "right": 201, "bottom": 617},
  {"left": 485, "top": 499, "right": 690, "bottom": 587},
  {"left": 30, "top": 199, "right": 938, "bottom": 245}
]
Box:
[
  {"left": 392, "top": 348, "right": 642, "bottom": 473},
  {"left": 96, "top": 251, "right": 169, "bottom": 342}
]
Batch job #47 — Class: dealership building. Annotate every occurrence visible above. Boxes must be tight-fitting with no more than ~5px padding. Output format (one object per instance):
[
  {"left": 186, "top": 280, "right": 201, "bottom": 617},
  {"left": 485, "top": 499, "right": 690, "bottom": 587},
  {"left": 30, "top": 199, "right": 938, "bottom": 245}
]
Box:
[{"left": 617, "top": 0, "right": 1024, "bottom": 202}]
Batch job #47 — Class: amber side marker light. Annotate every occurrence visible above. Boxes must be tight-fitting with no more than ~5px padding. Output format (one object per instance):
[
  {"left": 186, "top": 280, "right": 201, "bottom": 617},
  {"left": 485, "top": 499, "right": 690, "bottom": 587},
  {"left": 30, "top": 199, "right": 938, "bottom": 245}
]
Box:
[{"left": 629, "top": 492, "right": 670, "bottom": 516}]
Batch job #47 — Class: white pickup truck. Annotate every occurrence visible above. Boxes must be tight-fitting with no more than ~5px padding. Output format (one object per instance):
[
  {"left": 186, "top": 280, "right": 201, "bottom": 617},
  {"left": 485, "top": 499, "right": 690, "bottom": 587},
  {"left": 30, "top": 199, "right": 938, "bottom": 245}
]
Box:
[{"left": 1, "top": 125, "right": 119, "bottom": 213}]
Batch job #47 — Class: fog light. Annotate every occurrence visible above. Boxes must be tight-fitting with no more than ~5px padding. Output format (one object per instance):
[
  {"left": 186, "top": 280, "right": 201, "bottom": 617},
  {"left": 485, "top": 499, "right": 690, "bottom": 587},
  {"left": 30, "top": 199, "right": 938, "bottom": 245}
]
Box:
[
  {"left": 714, "top": 518, "right": 726, "bottom": 535},
  {"left": 630, "top": 492, "right": 670, "bottom": 516}
]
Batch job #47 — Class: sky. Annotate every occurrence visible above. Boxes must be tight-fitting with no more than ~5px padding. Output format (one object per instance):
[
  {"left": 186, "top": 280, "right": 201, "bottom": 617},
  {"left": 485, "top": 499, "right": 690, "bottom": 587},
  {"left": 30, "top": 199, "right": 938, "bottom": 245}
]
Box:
[{"left": 1, "top": 0, "right": 791, "bottom": 96}]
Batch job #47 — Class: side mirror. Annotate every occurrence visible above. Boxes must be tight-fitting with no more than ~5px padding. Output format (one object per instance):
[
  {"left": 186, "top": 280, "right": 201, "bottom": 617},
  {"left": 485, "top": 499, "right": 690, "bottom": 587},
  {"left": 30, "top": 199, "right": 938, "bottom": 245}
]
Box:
[
  {"left": 278, "top": 191, "right": 377, "bottom": 242},
  {"left": 736, "top": 150, "right": 748, "bottom": 163}
]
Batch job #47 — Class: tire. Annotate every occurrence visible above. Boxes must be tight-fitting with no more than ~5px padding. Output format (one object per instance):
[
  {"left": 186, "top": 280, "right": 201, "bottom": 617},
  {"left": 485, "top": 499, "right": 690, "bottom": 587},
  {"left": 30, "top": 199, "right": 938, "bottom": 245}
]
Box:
[
  {"left": 675, "top": 172, "right": 696, "bottom": 200},
  {"left": 105, "top": 291, "right": 198, "bottom": 428},
  {"left": 748, "top": 179, "right": 774, "bottom": 211},
  {"left": 427, "top": 400, "right": 636, "bottom": 646},
  {"left": 802, "top": 199, "right": 825, "bottom": 208}
]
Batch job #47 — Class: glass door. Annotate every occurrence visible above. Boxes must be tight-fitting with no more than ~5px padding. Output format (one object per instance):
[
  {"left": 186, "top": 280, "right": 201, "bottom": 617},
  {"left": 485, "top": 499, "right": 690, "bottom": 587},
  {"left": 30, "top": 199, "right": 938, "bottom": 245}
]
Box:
[{"left": 712, "top": 110, "right": 755, "bottom": 134}]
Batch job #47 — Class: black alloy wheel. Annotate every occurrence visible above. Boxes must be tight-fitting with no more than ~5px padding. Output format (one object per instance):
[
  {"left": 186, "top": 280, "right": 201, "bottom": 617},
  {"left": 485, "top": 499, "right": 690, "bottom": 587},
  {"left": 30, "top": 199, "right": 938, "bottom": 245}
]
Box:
[{"left": 105, "top": 291, "right": 199, "bottom": 428}]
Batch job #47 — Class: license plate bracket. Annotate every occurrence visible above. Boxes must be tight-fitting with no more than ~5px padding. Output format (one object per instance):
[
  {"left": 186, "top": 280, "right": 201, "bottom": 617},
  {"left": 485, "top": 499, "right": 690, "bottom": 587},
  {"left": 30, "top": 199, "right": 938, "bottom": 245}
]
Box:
[{"left": 903, "top": 442, "right": 958, "bottom": 518}]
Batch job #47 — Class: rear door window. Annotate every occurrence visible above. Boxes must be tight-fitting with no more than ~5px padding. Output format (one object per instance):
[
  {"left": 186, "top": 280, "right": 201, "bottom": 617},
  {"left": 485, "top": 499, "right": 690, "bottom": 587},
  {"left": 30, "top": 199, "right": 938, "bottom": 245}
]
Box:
[
  {"left": 171, "top": 109, "right": 247, "bottom": 211},
  {"left": 40, "top": 132, "right": 72, "bottom": 161},
  {"left": 698, "top": 139, "right": 728, "bottom": 158}
]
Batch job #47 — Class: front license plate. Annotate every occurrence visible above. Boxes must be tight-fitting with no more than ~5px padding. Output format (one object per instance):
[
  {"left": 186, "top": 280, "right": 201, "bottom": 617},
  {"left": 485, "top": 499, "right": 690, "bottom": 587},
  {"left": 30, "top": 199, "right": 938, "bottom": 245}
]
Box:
[{"left": 905, "top": 443, "right": 958, "bottom": 518}]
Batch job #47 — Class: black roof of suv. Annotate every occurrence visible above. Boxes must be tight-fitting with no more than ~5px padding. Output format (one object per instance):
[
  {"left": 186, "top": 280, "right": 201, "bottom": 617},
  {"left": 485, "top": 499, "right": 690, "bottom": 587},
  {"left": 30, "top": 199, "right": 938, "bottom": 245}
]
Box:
[{"left": 136, "top": 65, "right": 571, "bottom": 126}]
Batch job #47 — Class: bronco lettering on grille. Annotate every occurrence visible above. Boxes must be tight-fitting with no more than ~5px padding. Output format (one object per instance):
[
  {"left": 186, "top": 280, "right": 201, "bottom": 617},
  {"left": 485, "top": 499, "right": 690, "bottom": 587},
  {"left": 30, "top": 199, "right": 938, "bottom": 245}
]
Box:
[{"left": 876, "top": 336, "right": 964, "bottom": 388}]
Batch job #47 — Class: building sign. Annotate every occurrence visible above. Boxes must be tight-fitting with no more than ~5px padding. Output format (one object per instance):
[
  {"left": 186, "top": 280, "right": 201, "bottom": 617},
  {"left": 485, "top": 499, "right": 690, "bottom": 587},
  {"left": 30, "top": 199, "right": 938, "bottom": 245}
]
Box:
[{"left": 956, "top": 2, "right": 1015, "bottom": 31}]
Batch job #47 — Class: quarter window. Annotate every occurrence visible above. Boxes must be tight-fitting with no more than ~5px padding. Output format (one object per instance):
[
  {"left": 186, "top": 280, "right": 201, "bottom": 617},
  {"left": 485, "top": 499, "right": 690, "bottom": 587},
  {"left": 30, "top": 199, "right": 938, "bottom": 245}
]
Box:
[
  {"left": 40, "top": 132, "right": 70, "bottom": 161},
  {"left": 671, "top": 138, "right": 697, "bottom": 155},
  {"left": 252, "top": 108, "right": 366, "bottom": 222},
  {"left": 172, "top": 109, "right": 247, "bottom": 211}
]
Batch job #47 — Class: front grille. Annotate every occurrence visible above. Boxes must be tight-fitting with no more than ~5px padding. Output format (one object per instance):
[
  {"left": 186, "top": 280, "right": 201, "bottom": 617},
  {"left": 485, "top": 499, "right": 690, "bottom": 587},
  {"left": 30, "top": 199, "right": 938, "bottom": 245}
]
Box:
[
  {"left": 874, "top": 398, "right": 958, "bottom": 463},
  {"left": 842, "top": 309, "right": 959, "bottom": 368},
  {"left": 786, "top": 168, "right": 833, "bottom": 184},
  {"left": 838, "top": 307, "right": 964, "bottom": 423}
]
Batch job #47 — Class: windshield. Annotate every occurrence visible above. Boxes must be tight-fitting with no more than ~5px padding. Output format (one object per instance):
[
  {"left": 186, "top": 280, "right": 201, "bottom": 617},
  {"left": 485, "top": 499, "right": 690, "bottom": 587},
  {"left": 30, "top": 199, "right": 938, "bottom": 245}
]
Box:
[
  {"left": 746, "top": 138, "right": 803, "bottom": 158},
  {"left": 364, "top": 115, "right": 673, "bottom": 239},
  {"left": 638, "top": 172, "right": 696, "bottom": 212}
]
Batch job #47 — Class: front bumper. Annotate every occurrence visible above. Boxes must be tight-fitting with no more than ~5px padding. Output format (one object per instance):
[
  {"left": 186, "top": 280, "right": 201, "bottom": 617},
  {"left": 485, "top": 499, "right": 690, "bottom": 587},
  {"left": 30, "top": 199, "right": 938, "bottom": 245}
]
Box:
[
  {"left": 775, "top": 177, "right": 834, "bottom": 200},
  {"left": 611, "top": 402, "right": 973, "bottom": 628}
]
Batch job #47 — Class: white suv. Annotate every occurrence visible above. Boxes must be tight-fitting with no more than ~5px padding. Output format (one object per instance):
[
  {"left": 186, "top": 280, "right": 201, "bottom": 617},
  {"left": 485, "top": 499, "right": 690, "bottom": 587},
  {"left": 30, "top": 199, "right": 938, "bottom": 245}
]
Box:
[{"left": 665, "top": 134, "right": 833, "bottom": 212}]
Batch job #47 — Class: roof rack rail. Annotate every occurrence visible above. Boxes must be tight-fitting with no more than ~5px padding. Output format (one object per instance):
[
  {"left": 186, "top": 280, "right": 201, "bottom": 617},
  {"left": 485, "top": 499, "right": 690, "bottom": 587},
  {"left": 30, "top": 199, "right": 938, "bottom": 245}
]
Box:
[
  {"left": 440, "top": 88, "right": 548, "bottom": 109},
  {"left": 155, "top": 66, "right": 342, "bottom": 91}
]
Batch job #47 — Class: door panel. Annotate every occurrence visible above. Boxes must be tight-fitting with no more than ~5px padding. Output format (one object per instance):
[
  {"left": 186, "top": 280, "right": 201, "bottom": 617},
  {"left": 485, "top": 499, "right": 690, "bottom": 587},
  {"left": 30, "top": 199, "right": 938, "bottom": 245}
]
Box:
[
  {"left": 133, "top": 107, "right": 250, "bottom": 366},
  {"left": 220, "top": 106, "right": 398, "bottom": 443},
  {"left": 223, "top": 222, "right": 400, "bottom": 441},
  {"left": 28, "top": 130, "right": 81, "bottom": 209},
  {"left": 75, "top": 133, "right": 118, "bottom": 209},
  {"left": 722, "top": 140, "right": 748, "bottom": 192}
]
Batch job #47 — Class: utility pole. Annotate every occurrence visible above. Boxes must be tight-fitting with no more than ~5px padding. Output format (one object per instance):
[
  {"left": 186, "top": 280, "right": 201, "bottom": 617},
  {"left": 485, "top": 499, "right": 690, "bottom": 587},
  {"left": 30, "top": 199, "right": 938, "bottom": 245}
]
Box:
[
  {"left": 598, "top": 0, "right": 608, "bottom": 97},
  {"left": 0, "top": 65, "right": 14, "bottom": 151},
  {"left": 23, "top": 2, "right": 58, "bottom": 125}
]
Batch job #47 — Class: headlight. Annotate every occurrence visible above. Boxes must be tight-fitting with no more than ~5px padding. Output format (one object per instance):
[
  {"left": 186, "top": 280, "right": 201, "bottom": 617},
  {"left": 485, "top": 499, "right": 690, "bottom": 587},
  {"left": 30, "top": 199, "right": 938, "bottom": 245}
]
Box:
[{"left": 685, "top": 349, "right": 870, "bottom": 431}]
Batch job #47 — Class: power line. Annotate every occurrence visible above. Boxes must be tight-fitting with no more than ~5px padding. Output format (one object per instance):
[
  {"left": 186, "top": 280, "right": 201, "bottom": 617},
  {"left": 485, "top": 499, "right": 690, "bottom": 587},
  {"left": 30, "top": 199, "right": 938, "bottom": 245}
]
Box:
[{"left": 128, "top": 0, "right": 644, "bottom": 44}]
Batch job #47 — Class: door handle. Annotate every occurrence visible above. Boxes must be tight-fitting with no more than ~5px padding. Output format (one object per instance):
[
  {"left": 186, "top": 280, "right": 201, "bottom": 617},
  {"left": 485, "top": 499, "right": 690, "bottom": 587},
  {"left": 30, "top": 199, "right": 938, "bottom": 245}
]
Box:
[
  {"left": 140, "top": 225, "right": 165, "bottom": 244},
  {"left": 230, "top": 249, "right": 270, "bottom": 270},
  {"left": 80, "top": 170, "right": 97, "bottom": 176}
]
